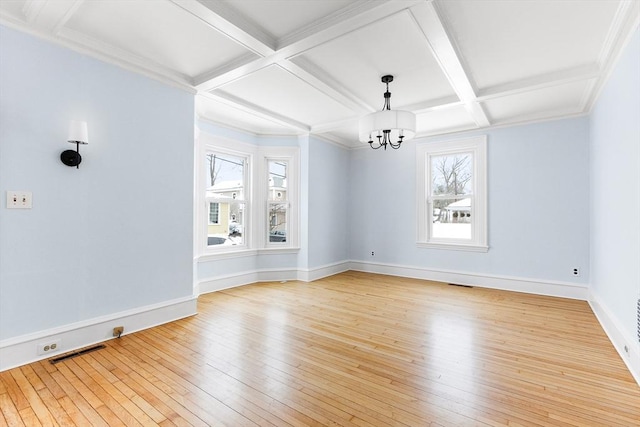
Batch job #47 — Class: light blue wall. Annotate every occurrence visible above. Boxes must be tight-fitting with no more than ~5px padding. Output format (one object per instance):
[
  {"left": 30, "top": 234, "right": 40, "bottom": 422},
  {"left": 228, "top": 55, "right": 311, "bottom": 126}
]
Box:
[
  {"left": 589, "top": 28, "right": 640, "bottom": 340},
  {"left": 0, "top": 26, "right": 195, "bottom": 340},
  {"left": 349, "top": 117, "right": 591, "bottom": 284},
  {"left": 307, "top": 137, "right": 350, "bottom": 268}
]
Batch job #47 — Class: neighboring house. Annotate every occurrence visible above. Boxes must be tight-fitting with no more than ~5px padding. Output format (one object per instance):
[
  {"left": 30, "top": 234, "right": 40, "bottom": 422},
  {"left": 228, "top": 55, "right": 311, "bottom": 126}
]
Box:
[
  {"left": 444, "top": 198, "right": 471, "bottom": 223},
  {"left": 207, "top": 180, "right": 244, "bottom": 237}
]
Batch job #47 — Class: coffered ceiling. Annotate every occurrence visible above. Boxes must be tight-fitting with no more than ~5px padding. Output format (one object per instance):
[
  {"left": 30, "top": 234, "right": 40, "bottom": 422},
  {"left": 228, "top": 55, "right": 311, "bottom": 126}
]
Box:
[{"left": 1, "top": 0, "right": 638, "bottom": 147}]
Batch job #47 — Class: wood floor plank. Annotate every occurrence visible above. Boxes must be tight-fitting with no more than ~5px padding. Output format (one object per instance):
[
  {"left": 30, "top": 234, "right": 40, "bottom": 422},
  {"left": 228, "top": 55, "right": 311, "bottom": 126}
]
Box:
[
  {"left": 10, "top": 367, "right": 57, "bottom": 426},
  {"left": 1, "top": 271, "right": 639, "bottom": 426},
  {"left": 0, "top": 392, "right": 24, "bottom": 427}
]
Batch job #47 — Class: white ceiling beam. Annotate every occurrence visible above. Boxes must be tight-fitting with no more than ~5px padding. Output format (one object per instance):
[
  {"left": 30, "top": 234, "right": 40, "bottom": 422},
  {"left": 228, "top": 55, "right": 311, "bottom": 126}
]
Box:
[
  {"left": 276, "top": 0, "right": 424, "bottom": 60},
  {"left": 410, "top": 1, "right": 490, "bottom": 127},
  {"left": 204, "top": 91, "right": 311, "bottom": 133},
  {"left": 170, "top": 0, "right": 275, "bottom": 57},
  {"left": 278, "top": 0, "right": 421, "bottom": 50},
  {"left": 192, "top": 52, "right": 258, "bottom": 87},
  {"left": 195, "top": 56, "right": 278, "bottom": 91},
  {"left": 195, "top": 0, "right": 423, "bottom": 92},
  {"left": 583, "top": 0, "right": 640, "bottom": 113}
]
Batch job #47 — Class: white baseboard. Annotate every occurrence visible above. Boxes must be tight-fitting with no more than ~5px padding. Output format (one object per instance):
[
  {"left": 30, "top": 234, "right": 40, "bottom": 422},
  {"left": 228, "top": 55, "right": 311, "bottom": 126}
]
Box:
[
  {"left": 0, "top": 295, "right": 197, "bottom": 372},
  {"left": 197, "top": 262, "right": 350, "bottom": 295},
  {"left": 348, "top": 260, "right": 589, "bottom": 300},
  {"left": 297, "top": 261, "right": 350, "bottom": 282},
  {"left": 588, "top": 291, "right": 640, "bottom": 386},
  {"left": 198, "top": 269, "right": 298, "bottom": 294}
]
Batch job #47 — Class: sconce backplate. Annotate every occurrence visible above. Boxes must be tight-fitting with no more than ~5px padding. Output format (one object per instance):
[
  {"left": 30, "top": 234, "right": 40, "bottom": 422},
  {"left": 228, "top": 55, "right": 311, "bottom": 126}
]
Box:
[{"left": 60, "top": 150, "right": 82, "bottom": 167}]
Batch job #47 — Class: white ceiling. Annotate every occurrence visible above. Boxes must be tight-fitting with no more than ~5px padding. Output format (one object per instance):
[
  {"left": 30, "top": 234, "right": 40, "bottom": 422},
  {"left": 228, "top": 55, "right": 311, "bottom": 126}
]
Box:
[{"left": 1, "top": 0, "right": 638, "bottom": 148}]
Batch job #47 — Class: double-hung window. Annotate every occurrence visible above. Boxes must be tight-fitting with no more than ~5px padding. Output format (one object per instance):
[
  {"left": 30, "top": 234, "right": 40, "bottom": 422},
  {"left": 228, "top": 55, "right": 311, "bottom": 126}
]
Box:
[
  {"left": 261, "top": 147, "right": 299, "bottom": 249},
  {"left": 417, "top": 135, "right": 488, "bottom": 252},
  {"left": 203, "top": 151, "right": 249, "bottom": 249}
]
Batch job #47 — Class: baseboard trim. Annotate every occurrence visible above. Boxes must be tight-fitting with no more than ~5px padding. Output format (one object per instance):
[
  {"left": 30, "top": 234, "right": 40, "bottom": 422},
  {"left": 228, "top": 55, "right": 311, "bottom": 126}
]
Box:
[
  {"left": 588, "top": 291, "right": 640, "bottom": 386},
  {"left": 0, "top": 295, "right": 197, "bottom": 372},
  {"left": 348, "top": 260, "right": 589, "bottom": 300},
  {"left": 297, "top": 261, "right": 351, "bottom": 282},
  {"left": 197, "top": 262, "right": 351, "bottom": 295}
]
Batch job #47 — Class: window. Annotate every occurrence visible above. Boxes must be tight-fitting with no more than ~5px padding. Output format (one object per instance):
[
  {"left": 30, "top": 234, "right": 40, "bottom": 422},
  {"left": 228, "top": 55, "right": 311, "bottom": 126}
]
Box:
[
  {"left": 197, "top": 133, "right": 299, "bottom": 256},
  {"left": 417, "top": 136, "right": 487, "bottom": 251},
  {"left": 267, "top": 160, "right": 288, "bottom": 244},
  {"left": 204, "top": 151, "right": 248, "bottom": 248}
]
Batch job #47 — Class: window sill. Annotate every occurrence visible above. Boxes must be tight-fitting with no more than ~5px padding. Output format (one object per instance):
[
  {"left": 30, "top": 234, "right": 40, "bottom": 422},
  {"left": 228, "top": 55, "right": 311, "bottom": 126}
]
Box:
[
  {"left": 198, "top": 249, "right": 258, "bottom": 262},
  {"left": 258, "top": 247, "right": 300, "bottom": 255},
  {"left": 417, "top": 242, "right": 489, "bottom": 252},
  {"left": 198, "top": 246, "right": 300, "bottom": 262}
]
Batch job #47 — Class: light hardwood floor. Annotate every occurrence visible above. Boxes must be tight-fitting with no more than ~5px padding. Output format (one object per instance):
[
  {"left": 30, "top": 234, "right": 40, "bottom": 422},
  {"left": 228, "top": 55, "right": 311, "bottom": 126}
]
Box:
[{"left": 1, "top": 271, "right": 639, "bottom": 426}]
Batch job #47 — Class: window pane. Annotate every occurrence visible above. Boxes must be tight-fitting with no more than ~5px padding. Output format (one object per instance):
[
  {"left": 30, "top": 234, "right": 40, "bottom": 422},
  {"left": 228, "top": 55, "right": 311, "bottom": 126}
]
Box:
[
  {"left": 207, "top": 202, "right": 245, "bottom": 247},
  {"left": 205, "top": 152, "right": 245, "bottom": 199},
  {"left": 432, "top": 198, "right": 472, "bottom": 240},
  {"left": 431, "top": 153, "right": 472, "bottom": 196},
  {"left": 268, "top": 203, "right": 287, "bottom": 242},
  {"left": 208, "top": 203, "right": 219, "bottom": 224},
  {"left": 268, "top": 160, "right": 287, "bottom": 201}
]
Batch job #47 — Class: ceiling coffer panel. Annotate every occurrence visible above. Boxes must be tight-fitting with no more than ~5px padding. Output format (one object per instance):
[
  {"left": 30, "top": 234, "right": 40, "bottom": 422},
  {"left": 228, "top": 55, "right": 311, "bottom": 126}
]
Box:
[
  {"left": 217, "top": 65, "right": 357, "bottom": 126},
  {"left": 416, "top": 105, "right": 478, "bottom": 135},
  {"left": 483, "top": 80, "right": 593, "bottom": 124},
  {"left": 64, "top": 0, "right": 257, "bottom": 78},
  {"left": 438, "top": 0, "right": 621, "bottom": 91}
]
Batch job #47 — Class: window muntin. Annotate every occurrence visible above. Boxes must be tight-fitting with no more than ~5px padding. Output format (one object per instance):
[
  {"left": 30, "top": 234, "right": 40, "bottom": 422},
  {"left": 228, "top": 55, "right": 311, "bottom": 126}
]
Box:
[
  {"left": 205, "top": 152, "right": 247, "bottom": 248},
  {"left": 417, "top": 136, "right": 487, "bottom": 252}
]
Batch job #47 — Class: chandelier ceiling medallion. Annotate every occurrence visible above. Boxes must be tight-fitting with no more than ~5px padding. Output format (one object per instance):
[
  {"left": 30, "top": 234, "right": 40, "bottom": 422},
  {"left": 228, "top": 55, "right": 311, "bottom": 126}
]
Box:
[{"left": 358, "top": 75, "right": 416, "bottom": 150}]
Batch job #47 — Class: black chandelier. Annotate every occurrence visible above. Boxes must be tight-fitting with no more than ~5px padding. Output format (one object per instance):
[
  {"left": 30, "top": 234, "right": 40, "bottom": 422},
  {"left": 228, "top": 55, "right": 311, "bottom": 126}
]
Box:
[{"left": 358, "top": 75, "right": 416, "bottom": 150}]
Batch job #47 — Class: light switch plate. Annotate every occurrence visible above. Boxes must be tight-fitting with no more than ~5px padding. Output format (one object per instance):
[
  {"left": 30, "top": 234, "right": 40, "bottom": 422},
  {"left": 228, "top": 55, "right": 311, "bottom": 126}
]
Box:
[{"left": 7, "top": 191, "right": 32, "bottom": 209}]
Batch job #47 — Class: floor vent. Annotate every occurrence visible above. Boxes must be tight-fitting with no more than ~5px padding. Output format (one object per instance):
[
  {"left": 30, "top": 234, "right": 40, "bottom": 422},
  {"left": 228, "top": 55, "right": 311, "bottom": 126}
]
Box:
[
  {"left": 50, "top": 344, "right": 106, "bottom": 364},
  {"left": 449, "top": 283, "right": 473, "bottom": 288}
]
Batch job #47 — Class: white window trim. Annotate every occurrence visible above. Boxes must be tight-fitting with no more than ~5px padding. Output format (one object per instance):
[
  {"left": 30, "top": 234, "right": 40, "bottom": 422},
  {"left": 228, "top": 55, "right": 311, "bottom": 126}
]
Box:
[
  {"left": 259, "top": 147, "right": 300, "bottom": 250},
  {"left": 416, "top": 135, "right": 488, "bottom": 252},
  {"left": 197, "top": 136, "right": 254, "bottom": 256}
]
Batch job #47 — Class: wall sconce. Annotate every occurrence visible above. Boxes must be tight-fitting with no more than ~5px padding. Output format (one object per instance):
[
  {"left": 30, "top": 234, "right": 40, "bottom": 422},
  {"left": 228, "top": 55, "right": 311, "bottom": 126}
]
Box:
[{"left": 60, "top": 120, "right": 89, "bottom": 168}]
